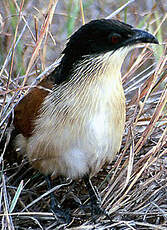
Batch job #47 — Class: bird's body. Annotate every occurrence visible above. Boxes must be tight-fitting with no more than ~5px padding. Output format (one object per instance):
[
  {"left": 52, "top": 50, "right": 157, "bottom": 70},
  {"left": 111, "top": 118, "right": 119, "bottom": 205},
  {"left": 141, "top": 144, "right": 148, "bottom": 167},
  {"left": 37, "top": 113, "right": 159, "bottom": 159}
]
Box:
[
  {"left": 12, "top": 19, "right": 158, "bottom": 222},
  {"left": 16, "top": 50, "right": 126, "bottom": 178}
]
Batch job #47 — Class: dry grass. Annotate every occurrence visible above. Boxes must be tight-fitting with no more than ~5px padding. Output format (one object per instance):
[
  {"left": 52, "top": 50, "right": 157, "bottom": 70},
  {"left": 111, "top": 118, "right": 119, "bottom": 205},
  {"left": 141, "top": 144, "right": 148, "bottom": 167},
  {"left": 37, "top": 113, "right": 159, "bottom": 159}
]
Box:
[{"left": 0, "top": 0, "right": 167, "bottom": 229}]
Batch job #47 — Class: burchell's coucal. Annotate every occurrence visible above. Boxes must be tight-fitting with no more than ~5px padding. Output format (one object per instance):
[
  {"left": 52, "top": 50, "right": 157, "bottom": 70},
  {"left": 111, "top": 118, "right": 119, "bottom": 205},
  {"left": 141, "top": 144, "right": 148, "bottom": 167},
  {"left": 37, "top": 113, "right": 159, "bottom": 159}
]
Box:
[{"left": 12, "top": 19, "right": 158, "bottom": 222}]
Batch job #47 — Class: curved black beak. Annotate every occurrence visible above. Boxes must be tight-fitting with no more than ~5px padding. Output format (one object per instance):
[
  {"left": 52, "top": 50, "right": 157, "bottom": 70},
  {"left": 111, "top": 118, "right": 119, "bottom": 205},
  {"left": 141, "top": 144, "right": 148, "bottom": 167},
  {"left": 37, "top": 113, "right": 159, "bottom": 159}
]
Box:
[
  {"left": 132, "top": 29, "right": 159, "bottom": 44},
  {"left": 124, "top": 28, "right": 159, "bottom": 46}
]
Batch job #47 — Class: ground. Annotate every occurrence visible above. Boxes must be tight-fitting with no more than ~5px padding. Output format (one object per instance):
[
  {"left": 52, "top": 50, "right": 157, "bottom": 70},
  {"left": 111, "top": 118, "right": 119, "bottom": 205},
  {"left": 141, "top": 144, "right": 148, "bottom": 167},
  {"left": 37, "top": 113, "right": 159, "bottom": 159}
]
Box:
[{"left": 0, "top": 1, "right": 167, "bottom": 229}]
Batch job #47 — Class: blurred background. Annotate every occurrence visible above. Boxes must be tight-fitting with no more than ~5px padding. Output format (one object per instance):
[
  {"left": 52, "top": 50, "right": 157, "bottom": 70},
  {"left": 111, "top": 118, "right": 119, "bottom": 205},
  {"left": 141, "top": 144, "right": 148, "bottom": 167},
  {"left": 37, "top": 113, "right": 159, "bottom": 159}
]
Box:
[{"left": 0, "top": 1, "right": 166, "bottom": 229}]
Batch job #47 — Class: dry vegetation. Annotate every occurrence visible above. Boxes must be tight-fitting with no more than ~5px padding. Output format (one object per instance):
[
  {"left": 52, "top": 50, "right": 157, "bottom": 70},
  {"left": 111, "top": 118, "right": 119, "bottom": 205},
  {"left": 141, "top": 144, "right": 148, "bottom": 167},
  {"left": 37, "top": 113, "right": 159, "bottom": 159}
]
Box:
[{"left": 0, "top": 0, "right": 167, "bottom": 229}]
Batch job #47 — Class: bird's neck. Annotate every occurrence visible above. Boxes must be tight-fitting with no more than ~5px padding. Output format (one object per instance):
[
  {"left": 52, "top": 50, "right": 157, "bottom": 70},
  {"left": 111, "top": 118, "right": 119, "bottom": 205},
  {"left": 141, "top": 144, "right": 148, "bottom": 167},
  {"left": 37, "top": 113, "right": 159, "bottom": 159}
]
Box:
[
  {"left": 50, "top": 50, "right": 127, "bottom": 117},
  {"left": 54, "top": 48, "right": 127, "bottom": 85},
  {"left": 63, "top": 50, "right": 127, "bottom": 95}
]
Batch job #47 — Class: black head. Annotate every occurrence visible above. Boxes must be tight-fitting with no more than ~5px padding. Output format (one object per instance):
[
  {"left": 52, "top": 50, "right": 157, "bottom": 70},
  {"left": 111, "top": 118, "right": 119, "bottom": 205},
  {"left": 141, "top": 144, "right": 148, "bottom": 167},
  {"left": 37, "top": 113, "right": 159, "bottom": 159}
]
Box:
[
  {"left": 54, "top": 19, "right": 158, "bottom": 84},
  {"left": 63, "top": 19, "right": 158, "bottom": 57}
]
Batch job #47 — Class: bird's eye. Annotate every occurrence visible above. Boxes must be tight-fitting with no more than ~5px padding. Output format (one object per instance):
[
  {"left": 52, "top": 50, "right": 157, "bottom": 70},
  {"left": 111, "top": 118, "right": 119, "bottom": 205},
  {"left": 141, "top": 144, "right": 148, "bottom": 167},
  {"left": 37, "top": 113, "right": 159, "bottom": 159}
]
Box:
[
  {"left": 111, "top": 35, "right": 120, "bottom": 44},
  {"left": 108, "top": 33, "right": 121, "bottom": 44}
]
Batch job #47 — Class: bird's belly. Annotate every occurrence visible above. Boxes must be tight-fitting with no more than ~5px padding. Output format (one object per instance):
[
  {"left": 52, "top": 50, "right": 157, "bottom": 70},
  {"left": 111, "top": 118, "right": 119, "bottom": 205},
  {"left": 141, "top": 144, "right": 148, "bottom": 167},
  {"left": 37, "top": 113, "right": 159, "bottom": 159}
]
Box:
[
  {"left": 59, "top": 115, "right": 113, "bottom": 178},
  {"left": 27, "top": 107, "right": 125, "bottom": 179},
  {"left": 26, "top": 81, "right": 125, "bottom": 179},
  {"left": 61, "top": 121, "right": 119, "bottom": 178}
]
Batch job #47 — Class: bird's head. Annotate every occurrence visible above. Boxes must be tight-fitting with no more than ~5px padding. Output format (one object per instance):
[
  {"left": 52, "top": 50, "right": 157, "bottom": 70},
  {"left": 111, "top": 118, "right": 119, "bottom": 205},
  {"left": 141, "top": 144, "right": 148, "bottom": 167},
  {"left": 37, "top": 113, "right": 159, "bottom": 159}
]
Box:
[
  {"left": 64, "top": 19, "right": 158, "bottom": 57},
  {"left": 56, "top": 19, "right": 158, "bottom": 84}
]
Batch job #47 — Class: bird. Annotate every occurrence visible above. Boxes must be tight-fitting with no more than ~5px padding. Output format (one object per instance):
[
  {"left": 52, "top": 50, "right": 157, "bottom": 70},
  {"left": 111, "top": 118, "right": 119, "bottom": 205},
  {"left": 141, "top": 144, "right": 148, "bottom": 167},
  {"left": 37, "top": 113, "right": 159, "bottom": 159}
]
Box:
[{"left": 11, "top": 18, "right": 158, "bottom": 223}]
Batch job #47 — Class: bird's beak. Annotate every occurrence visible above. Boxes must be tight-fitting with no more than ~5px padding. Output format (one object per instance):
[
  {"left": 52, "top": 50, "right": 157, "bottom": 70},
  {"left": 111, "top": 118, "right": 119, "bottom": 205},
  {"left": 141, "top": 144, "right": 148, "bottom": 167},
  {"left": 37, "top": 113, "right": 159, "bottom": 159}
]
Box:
[
  {"left": 125, "top": 28, "right": 159, "bottom": 46},
  {"left": 132, "top": 28, "right": 159, "bottom": 44}
]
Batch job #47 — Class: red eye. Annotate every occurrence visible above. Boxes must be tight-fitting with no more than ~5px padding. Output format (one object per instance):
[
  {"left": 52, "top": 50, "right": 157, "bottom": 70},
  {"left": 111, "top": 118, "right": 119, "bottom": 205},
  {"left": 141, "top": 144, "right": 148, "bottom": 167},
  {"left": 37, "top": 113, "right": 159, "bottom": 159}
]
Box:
[{"left": 111, "top": 35, "right": 120, "bottom": 44}]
